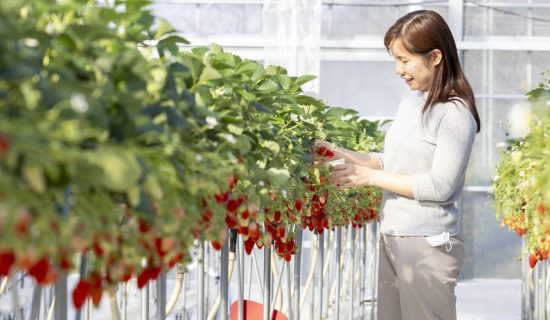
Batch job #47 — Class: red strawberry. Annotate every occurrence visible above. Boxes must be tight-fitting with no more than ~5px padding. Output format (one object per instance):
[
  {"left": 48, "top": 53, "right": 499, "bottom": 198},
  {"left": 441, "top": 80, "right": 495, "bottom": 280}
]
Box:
[
  {"left": 211, "top": 240, "right": 222, "bottom": 251},
  {"left": 0, "top": 132, "right": 10, "bottom": 157},
  {"left": 89, "top": 272, "right": 103, "bottom": 306},
  {"left": 294, "top": 199, "right": 302, "bottom": 212},
  {"left": 148, "top": 267, "right": 162, "bottom": 280},
  {"left": 529, "top": 254, "right": 538, "bottom": 268},
  {"left": 283, "top": 252, "right": 292, "bottom": 262},
  {"left": 225, "top": 214, "right": 237, "bottom": 229},
  {"left": 28, "top": 257, "right": 50, "bottom": 284},
  {"left": 0, "top": 251, "right": 16, "bottom": 276},
  {"left": 72, "top": 279, "right": 92, "bottom": 309},
  {"left": 137, "top": 269, "right": 150, "bottom": 289},
  {"left": 226, "top": 199, "right": 239, "bottom": 213},
  {"left": 244, "top": 238, "right": 255, "bottom": 255},
  {"left": 273, "top": 211, "right": 281, "bottom": 223},
  {"left": 228, "top": 173, "right": 238, "bottom": 191},
  {"left": 538, "top": 203, "right": 547, "bottom": 216},
  {"left": 316, "top": 146, "right": 334, "bottom": 158},
  {"left": 215, "top": 192, "right": 229, "bottom": 204}
]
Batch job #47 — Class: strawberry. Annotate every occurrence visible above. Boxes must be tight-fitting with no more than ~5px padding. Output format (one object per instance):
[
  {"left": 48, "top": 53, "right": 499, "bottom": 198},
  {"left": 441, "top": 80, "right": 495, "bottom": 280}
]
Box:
[
  {"left": 244, "top": 238, "right": 255, "bottom": 255},
  {"left": 226, "top": 199, "right": 239, "bottom": 213},
  {"left": 273, "top": 211, "right": 281, "bottom": 223},
  {"left": 72, "top": 279, "right": 92, "bottom": 309},
  {"left": 211, "top": 240, "right": 222, "bottom": 251},
  {"left": 0, "top": 251, "right": 16, "bottom": 276},
  {"left": 28, "top": 257, "right": 50, "bottom": 284},
  {"left": 529, "top": 254, "right": 538, "bottom": 268},
  {"left": 137, "top": 269, "right": 150, "bottom": 289},
  {"left": 225, "top": 214, "right": 237, "bottom": 229},
  {"left": 0, "top": 132, "right": 10, "bottom": 157},
  {"left": 294, "top": 199, "right": 303, "bottom": 212},
  {"left": 538, "top": 203, "right": 547, "bottom": 216},
  {"left": 316, "top": 146, "right": 334, "bottom": 158}
]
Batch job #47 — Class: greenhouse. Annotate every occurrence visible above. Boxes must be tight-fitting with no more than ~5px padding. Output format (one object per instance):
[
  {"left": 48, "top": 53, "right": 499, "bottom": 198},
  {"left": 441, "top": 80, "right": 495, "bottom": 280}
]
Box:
[{"left": 0, "top": 0, "right": 549, "bottom": 319}]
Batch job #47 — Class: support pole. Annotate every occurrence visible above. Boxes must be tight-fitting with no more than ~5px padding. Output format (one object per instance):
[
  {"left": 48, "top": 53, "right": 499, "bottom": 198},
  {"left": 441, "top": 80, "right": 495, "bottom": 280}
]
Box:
[{"left": 263, "top": 246, "right": 272, "bottom": 320}]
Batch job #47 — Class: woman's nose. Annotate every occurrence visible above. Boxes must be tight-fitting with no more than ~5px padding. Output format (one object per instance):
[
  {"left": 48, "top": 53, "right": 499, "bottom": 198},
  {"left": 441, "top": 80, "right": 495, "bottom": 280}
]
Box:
[{"left": 395, "top": 62, "right": 404, "bottom": 76}]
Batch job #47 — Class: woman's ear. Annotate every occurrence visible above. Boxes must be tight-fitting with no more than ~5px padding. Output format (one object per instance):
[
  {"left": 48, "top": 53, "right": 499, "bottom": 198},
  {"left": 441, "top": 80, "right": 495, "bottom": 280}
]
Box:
[{"left": 431, "top": 49, "right": 443, "bottom": 66}]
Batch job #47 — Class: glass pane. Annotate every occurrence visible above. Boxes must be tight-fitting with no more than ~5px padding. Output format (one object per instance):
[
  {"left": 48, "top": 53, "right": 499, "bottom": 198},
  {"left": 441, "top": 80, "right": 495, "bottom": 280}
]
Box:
[
  {"left": 533, "top": 8, "right": 550, "bottom": 36},
  {"left": 463, "top": 50, "right": 528, "bottom": 95},
  {"left": 322, "top": 5, "right": 409, "bottom": 37},
  {"left": 533, "top": 51, "right": 550, "bottom": 85},
  {"left": 197, "top": 4, "right": 262, "bottom": 35},
  {"left": 460, "top": 190, "right": 522, "bottom": 279},
  {"left": 465, "top": 6, "right": 529, "bottom": 36},
  {"left": 466, "top": 98, "right": 528, "bottom": 186},
  {"left": 150, "top": 3, "right": 197, "bottom": 34},
  {"left": 318, "top": 61, "right": 406, "bottom": 118}
]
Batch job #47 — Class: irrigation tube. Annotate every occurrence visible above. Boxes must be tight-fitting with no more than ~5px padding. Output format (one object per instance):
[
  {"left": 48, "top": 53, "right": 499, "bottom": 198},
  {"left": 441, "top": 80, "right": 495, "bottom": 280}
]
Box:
[
  {"left": 166, "top": 264, "right": 186, "bottom": 315},
  {"left": 271, "top": 260, "right": 286, "bottom": 313},
  {"left": 271, "top": 254, "right": 285, "bottom": 311},
  {"left": 349, "top": 227, "right": 357, "bottom": 320},
  {"left": 109, "top": 289, "right": 121, "bottom": 320},
  {"left": 142, "top": 258, "right": 150, "bottom": 320},
  {"left": 299, "top": 234, "right": 318, "bottom": 313}
]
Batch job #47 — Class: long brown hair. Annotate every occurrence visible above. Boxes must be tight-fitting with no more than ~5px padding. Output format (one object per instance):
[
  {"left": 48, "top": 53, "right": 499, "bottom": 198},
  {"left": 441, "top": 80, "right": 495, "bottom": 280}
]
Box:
[{"left": 384, "top": 10, "right": 480, "bottom": 132}]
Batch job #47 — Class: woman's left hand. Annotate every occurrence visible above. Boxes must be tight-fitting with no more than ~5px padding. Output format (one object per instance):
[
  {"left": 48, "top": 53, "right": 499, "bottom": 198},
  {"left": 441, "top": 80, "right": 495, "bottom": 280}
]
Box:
[{"left": 329, "top": 163, "right": 373, "bottom": 189}]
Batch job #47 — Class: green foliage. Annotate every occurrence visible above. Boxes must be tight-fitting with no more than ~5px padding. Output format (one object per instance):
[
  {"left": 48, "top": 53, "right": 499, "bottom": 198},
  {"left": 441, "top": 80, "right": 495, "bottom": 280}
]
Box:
[
  {"left": 0, "top": 0, "right": 385, "bottom": 290},
  {"left": 493, "top": 79, "right": 550, "bottom": 261}
]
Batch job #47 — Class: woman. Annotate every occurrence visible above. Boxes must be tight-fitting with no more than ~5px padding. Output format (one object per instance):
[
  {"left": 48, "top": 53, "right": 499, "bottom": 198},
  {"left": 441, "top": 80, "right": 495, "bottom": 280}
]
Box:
[{"left": 316, "top": 10, "right": 480, "bottom": 320}]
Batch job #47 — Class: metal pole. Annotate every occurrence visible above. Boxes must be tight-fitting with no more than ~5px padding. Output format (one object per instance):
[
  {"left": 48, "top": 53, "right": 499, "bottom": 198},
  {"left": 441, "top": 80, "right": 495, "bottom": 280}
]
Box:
[
  {"left": 54, "top": 273, "right": 68, "bottom": 320},
  {"left": 376, "top": 221, "right": 380, "bottom": 319},
  {"left": 317, "top": 232, "right": 324, "bottom": 319},
  {"left": 198, "top": 241, "right": 205, "bottom": 320},
  {"left": 157, "top": 271, "right": 167, "bottom": 320},
  {"left": 30, "top": 284, "right": 42, "bottom": 320},
  {"left": 361, "top": 227, "right": 367, "bottom": 320},
  {"left": 76, "top": 253, "right": 88, "bottom": 320},
  {"left": 335, "top": 227, "right": 342, "bottom": 320},
  {"left": 220, "top": 230, "right": 230, "bottom": 320},
  {"left": 142, "top": 257, "right": 150, "bottom": 320},
  {"left": 263, "top": 246, "right": 272, "bottom": 320},
  {"left": 349, "top": 227, "right": 356, "bottom": 320},
  {"left": 286, "top": 260, "right": 292, "bottom": 320},
  {"left": 237, "top": 233, "right": 244, "bottom": 320},
  {"left": 293, "top": 229, "right": 302, "bottom": 320}
]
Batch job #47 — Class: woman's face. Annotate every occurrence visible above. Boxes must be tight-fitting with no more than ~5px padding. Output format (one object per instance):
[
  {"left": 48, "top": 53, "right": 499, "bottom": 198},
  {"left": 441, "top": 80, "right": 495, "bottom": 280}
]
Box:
[{"left": 390, "top": 38, "right": 440, "bottom": 92}]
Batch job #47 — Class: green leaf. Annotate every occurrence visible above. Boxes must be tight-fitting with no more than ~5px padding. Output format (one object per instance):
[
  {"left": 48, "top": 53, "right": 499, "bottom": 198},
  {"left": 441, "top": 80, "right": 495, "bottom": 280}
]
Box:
[
  {"left": 257, "top": 79, "right": 279, "bottom": 93},
  {"left": 199, "top": 65, "right": 222, "bottom": 82},
  {"left": 293, "top": 75, "right": 316, "bottom": 87},
  {"left": 155, "top": 18, "right": 176, "bottom": 39},
  {"left": 85, "top": 148, "right": 142, "bottom": 192},
  {"left": 227, "top": 124, "right": 244, "bottom": 135},
  {"left": 267, "top": 167, "right": 290, "bottom": 187},
  {"left": 262, "top": 140, "right": 280, "bottom": 155},
  {"left": 157, "top": 35, "right": 189, "bottom": 57},
  {"left": 23, "top": 164, "right": 46, "bottom": 193}
]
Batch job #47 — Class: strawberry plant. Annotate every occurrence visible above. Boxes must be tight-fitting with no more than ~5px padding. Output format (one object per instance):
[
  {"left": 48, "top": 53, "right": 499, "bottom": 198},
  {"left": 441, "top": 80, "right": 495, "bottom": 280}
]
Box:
[
  {"left": 493, "top": 78, "right": 550, "bottom": 268},
  {"left": 0, "top": 0, "right": 385, "bottom": 309}
]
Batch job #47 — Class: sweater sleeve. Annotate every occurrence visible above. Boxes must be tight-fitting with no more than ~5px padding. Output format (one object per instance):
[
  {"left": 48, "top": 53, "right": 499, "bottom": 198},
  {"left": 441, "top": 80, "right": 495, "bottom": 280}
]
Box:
[
  {"left": 372, "top": 152, "right": 384, "bottom": 170},
  {"left": 412, "top": 104, "right": 476, "bottom": 203}
]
